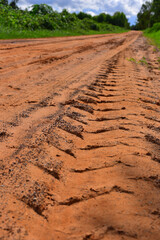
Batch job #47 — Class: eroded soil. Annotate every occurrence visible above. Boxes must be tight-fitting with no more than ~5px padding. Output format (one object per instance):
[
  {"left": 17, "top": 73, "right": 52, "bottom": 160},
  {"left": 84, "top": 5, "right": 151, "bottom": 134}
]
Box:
[{"left": 0, "top": 32, "right": 160, "bottom": 240}]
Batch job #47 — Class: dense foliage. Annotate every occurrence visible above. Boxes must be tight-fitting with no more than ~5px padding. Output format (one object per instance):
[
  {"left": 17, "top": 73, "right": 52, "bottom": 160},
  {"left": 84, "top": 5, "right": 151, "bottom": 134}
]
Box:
[
  {"left": 144, "top": 22, "right": 160, "bottom": 48},
  {"left": 136, "top": 0, "right": 160, "bottom": 30},
  {"left": 0, "top": 1, "right": 129, "bottom": 34}
]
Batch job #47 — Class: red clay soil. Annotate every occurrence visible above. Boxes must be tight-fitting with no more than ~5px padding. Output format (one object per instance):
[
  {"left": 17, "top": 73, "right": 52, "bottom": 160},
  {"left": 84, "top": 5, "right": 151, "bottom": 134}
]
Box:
[{"left": 0, "top": 31, "right": 160, "bottom": 240}]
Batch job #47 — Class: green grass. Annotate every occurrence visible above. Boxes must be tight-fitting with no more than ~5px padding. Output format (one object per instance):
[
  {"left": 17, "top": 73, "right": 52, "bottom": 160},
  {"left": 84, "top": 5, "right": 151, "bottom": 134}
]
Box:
[
  {"left": 144, "top": 23, "right": 160, "bottom": 49},
  {"left": 138, "top": 56, "right": 148, "bottom": 66},
  {"left": 127, "top": 57, "right": 137, "bottom": 63},
  {"left": 0, "top": 25, "right": 128, "bottom": 39},
  {"left": 144, "top": 31, "right": 160, "bottom": 49},
  {"left": 127, "top": 57, "right": 149, "bottom": 66}
]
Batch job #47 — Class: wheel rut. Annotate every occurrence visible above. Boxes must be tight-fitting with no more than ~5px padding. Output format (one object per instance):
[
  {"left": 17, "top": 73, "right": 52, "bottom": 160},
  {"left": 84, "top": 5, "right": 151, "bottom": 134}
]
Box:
[{"left": 0, "top": 32, "right": 160, "bottom": 240}]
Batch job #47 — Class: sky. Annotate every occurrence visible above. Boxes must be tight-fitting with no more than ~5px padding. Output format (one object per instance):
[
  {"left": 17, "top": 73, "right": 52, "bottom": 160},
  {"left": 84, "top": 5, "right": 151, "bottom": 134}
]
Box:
[{"left": 16, "top": 0, "right": 148, "bottom": 25}]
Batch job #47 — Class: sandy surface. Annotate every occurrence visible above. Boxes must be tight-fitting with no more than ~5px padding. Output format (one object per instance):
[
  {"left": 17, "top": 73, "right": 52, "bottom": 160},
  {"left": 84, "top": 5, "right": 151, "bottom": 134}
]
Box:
[{"left": 0, "top": 31, "right": 160, "bottom": 240}]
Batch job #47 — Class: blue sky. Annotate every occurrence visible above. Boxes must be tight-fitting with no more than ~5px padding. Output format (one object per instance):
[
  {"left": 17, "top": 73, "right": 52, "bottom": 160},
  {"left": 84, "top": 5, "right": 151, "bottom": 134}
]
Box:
[{"left": 16, "top": 0, "right": 148, "bottom": 25}]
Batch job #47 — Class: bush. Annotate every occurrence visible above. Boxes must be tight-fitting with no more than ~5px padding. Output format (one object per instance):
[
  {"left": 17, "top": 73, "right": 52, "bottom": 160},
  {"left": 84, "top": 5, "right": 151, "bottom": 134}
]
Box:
[
  {"left": 144, "top": 22, "right": 160, "bottom": 49},
  {"left": 145, "top": 22, "right": 160, "bottom": 33},
  {"left": 0, "top": 3, "right": 127, "bottom": 37},
  {"left": 151, "top": 23, "right": 160, "bottom": 32}
]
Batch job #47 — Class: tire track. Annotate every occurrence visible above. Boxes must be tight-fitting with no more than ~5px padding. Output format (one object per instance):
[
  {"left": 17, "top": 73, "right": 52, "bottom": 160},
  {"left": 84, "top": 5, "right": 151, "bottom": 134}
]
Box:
[{"left": 1, "top": 33, "right": 160, "bottom": 240}]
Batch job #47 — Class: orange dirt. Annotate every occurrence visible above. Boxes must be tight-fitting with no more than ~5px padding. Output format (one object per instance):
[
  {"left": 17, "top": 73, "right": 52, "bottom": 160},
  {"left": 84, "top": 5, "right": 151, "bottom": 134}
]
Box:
[{"left": 0, "top": 32, "right": 160, "bottom": 240}]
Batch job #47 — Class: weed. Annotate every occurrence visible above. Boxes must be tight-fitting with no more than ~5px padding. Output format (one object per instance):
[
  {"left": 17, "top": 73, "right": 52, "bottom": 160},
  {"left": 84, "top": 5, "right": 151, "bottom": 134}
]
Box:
[
  {"left": 127, "top": 57, "right": 149, "bottom": 67},
  {"left": 127, "top": 57, "right": 137, "bottom": 63},
  {"left": 138, "top": 57, "right": 148, "bottom": 66}
]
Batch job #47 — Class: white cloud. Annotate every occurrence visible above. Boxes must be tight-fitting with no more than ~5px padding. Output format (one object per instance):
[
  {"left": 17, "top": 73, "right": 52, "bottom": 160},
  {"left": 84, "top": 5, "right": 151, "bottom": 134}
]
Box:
[
  {"left": 86, "top": 11, "right": 96, "bottom": 16},
  {"left": 18, "top": 0, "right": 31, "bottom": 9}
]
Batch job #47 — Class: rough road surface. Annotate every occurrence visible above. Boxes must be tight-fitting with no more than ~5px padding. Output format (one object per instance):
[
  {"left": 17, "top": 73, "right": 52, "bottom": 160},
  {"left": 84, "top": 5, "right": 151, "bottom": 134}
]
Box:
[{"left": 0, "top": 32, "right": 160, "bottom": 240}]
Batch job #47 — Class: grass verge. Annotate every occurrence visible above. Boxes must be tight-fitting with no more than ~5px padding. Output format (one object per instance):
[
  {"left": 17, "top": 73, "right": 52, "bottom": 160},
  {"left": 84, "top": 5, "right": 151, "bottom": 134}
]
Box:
[
  {"left": 144, "top": 23, "right": 160, "bottom": 49},
  {"left": 0, "top": 26, "right": 128, "bottom": 39}
]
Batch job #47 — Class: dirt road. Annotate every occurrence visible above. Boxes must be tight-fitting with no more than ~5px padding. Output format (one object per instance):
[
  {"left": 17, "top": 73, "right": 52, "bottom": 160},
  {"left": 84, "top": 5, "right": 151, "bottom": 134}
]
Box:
[{"left": 0, "top": 31, "right": 160, "bottom": 240}]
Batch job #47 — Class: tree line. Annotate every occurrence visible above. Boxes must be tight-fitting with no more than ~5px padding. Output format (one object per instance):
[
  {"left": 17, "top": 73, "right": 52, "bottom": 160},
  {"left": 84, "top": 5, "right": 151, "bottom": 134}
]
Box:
[
  {"left": 135, "top": 0, "right": 160, "bottom": 30},
  {"left": 0, "top": 0, "right": 130, "bottom": 31},
  {"left": 0, "top": 0, "right": 18, "bottom": 9},
  {"left": 76, "top": 11, "right": 129, "bottom": 28}
]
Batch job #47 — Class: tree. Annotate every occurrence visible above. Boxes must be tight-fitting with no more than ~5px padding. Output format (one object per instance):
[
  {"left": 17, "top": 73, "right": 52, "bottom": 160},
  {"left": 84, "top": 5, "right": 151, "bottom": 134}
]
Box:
[
  {"left": 61, "top": 9, "right": 69, "bottom": 16},
  {"left": 137, "top": 1, "right": 152, "bottom": 29},
  {"left": 30, "top": 4, "right": 53, "bottom": 15},
  {"left": 77, "top": 11, "right": 92, "bottom": 20},
  {"left": 105, "top": 14, "right": 112, "bottom": 24},
  {"left": 151, "top": 0, "right": 160, "bottom": 24},
  {"left": 112, "top": 12, "right": 129, "bottom": 28},
  {"left": 97, "top": 13, "right": 106, "bottom": 23},
  {"left": 10, "top": 0, "right": 19, "bottom": 9},
  {"left": 0, "top": 0, "right": 8, "bottom": 5}
]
